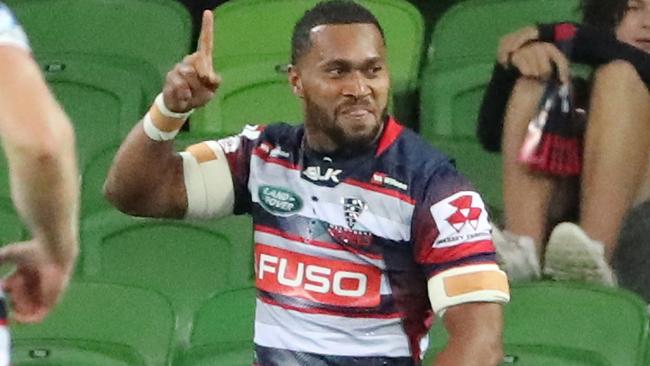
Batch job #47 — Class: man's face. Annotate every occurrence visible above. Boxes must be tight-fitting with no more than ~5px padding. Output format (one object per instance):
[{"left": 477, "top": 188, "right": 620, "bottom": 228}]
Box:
[
  {"left": 290, "top": 23, "right": 390, "bottom": 151},
  {"left": 616, "top": 0, "right": 650, "bottom": 53}
]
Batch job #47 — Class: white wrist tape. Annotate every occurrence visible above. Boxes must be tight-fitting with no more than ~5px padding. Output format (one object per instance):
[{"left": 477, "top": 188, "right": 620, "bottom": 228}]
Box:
[
  {"left": 143, "top": 113, "right": 181, "bottom": 141},
  {"left": 428, "top": 263, "right": 510, "bottom": 317},
  {"left": 154, "top": 93, "right": 194, "bottom": 119},
  {"left": 142, "top": 93, "right": 196, "bottom": 141},
  {"left": 181, "top": 141, "right": 235, "bottom": 220}
]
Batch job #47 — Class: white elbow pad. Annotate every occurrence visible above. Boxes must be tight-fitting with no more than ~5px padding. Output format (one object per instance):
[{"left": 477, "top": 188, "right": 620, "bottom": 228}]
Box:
[
  {"left": 180, "top": 141, "right": 235, "bottom": 220},
  {"left": 428, "top": 263, "right": 510, "bottom": 317}
]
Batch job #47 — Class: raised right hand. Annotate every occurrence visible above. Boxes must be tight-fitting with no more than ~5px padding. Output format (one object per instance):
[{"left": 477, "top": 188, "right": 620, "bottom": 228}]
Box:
[{"left": 163, "top": 10, "right": 221, "bottom": 113}]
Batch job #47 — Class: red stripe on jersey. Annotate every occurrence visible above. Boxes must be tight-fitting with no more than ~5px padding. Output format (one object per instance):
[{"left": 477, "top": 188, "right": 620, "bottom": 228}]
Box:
[
  {"left": 256, "top": 244, "right": 382, "bottom": 308},
  {"left": 252, "top": 148, "right": 299, "bottom": 170},
  {"left": 343, "top": 178, "right": 415, "bottom": 205},
  {"left": 375, "top": 117, "right": 403, "bottom": 157},
  {"left": 0, "top": 319, "right": 6, "bottom": 326},
  {"left": 259, "top": 297, "right": 402, "bottom": 319},
  {"left": 427, "top": 239, "right": 495, "bottom": 265},
  {"left": 255, "top": 225, "right": 384, "bottom": 260}
]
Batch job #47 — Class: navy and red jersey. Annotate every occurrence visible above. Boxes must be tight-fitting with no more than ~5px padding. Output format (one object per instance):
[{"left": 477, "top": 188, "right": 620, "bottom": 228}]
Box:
[{"left": 215, "top": 117, "right": 498, "bottom": 365}]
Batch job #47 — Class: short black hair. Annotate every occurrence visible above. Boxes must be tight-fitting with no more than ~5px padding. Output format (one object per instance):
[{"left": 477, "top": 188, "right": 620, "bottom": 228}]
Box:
[
  {"left": 581, "top": 0, "right": 630, "bottom": 30},
  {"left": 291, "top": 0, "right": 385, "bottom": 64}
]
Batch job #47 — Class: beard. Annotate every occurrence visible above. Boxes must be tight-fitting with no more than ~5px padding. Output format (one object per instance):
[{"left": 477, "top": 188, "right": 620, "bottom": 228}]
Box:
[{"left": 303, "top": 95, "right": 387, "bottom": 155}]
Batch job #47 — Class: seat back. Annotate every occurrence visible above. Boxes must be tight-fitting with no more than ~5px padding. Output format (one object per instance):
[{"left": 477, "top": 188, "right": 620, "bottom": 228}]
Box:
[
  {"left": 174, "top": 286, "right": 257, "bottom": 366},
  {"left": 79, "top": 210, "right": 254, "bottom": 344},
  {"left": 191, "top": 62, "right": 302, "bottom": 136},
  {"left": 426, "top": 282, "right": 649, "bottom": 365},
  {"left": 11, "top": 281, "right": 176, "bottom": 366},
  {"left": 0, "top": 55, "right": 144, "bottom": 208},
  {"left": 426, "top": 0, "right": 581, "bottom": 68},
  {"left": 0, "top": 198, "right": 25, "bottom": 245},
  {"left": 7, "top": 0, "right": 192, "bottom": 78}
]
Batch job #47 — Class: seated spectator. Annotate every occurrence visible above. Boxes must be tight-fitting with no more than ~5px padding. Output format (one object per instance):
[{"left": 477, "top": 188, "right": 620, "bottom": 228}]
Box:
[{"left": 477, "top": 0, "right": 650, "bottom": 285}]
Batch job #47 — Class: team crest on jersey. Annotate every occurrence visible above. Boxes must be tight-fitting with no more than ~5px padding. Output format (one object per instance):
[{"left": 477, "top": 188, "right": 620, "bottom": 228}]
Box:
[
  {"left": 430, "top": 191, "right": 491, "bottom": 248},
  {"left": 258, "top": 185, "right": 303, "bottom": 216},
  {"left": 326, "top": 198, "right": 372, "bottom": 247},
  {"left": 343, "top": 197, "right": 366, "bottom": 229}
]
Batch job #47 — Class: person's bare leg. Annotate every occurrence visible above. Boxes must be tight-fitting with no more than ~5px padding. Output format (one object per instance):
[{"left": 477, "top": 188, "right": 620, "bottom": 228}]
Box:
[
  {"left": 580, "top": 61, "right": 650, "bottom": 261},
  {"left": 502, "top": 78, "right": 555, "bottom": 257}
]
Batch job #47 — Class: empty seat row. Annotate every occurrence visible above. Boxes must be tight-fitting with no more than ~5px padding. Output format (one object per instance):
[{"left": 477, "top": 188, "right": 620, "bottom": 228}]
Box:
[{"left": 12, "top": 282, "right": 650, "bottom": 365}]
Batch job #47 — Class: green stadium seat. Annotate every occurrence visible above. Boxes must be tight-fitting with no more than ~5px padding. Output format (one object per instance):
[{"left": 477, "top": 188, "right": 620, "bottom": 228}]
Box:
[
  {"left": 174, "top": 341, "right": 255, "bottom": 366},
  {"left": 35, "top": 56, "right": 149, "bottom": 217},
  {"left": 11, "top": 281, "right": 175, "bottom": 366},
  {"left": 79, "top": 210, "right": 254, "bottom": 346},
  {"left": 426, "top": 0, "right": 581, "bottom": 67},
  {"left": 0, "top": 60, "right": 141, "bottom": 204},
  {"left": 191, "top": 61, "right": 302, "bottom": 136},
  {"left": 38, "top": 52, "right": 163, "bottom": 114},
  {"left": 0, "top": 198, "right": 25, "bottom": 245},
  {"left": 6, "top": 0, "right": 192, "bottom": 79},
  {"left": 80, "top": 145, "right": 117, "bottom": 217},
  {"left": 425, "top": 282, "right": 650, "bottom": 365},
  {"left": 40, "top": 56, "right": 144, "bottom": 164},
  {"left": 174, "top": 286, "right": 256, "bottom": 366},
  {"left": 419, "top": 0, "right": 581, "bottom": 215},
  {"left": 190, "top": 0, "right": 424, "bottom": 133}
]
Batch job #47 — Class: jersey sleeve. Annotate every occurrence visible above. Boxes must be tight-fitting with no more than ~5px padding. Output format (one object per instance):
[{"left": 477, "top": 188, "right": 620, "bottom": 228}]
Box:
[
  {"left": 412, "top": 162, "right": 509, "bottom": 315},
  {"left": 0, "top": 4, "right": 30, "bottom": 51},
  {"left": 215, "top": 124, "right": 265, "bottom": 215}
]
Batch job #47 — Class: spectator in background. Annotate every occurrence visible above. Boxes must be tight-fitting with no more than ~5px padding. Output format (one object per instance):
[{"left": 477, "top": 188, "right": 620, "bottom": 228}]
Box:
[
  {"left": 105, "top": 1, "right": 510, "bottom": 364},
  {"left": 478, "top": 0, "right": 650, "bottom": 286},
  {"left": 0, "top": 1, "right": 79, "bottom": 364}
]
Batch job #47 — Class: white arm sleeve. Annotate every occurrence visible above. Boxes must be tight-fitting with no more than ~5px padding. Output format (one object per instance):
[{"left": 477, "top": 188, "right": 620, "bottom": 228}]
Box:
[
  {"left": 180, "top": 140, "right": 235, "bottom": 220},
  {"left": 0, "top": 5, "right": 30, "bottom": 51},
  {"left": 427, "top": 263, "right": 510, "bottom": 317}
]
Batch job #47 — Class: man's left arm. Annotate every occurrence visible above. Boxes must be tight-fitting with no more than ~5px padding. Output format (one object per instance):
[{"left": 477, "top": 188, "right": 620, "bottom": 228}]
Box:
[
  {"left": 432, "top": 302, "right": 504, "bottom": 366},
  {"left": 412, "top": 164, "right": 509, "bottom": 365}
]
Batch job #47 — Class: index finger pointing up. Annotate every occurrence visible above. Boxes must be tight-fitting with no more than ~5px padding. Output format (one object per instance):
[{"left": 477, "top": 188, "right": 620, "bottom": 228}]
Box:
[{"left": 197, "top": 10, "right": 214, "bottom": 58}]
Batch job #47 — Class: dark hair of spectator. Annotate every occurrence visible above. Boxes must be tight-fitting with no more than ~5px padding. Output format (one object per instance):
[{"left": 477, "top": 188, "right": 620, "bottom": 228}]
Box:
[
  {"left": 581, "top": 0, "right": 631, "bottom": 30},
  {"left": 291, "top": 0, "right": 385, "bottom": 64}
]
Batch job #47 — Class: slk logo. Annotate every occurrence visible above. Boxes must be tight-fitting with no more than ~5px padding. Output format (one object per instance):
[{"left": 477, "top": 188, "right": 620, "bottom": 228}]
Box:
[
  {"left": 302, "top": 166, "right": 342, "bottom": 183},
  {"left": 446, "top": 195, "right": 482, "bottom": 233},
  {"left": 343, "top": 198, "right": 366, "bottom": 229}
]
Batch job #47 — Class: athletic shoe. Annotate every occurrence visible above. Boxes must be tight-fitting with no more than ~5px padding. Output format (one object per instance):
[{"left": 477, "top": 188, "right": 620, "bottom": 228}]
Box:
[
  {"left": 491, "top": 225, "right": 541, "bottom": 282},
  {"left": 544, "top": 222, "right": 617, "bottom": 286}
]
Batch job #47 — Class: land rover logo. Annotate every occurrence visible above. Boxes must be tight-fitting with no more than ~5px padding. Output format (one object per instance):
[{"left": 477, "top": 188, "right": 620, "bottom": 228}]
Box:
[{"left": 258, "top": 185, "right": 303, "bottom": 215}]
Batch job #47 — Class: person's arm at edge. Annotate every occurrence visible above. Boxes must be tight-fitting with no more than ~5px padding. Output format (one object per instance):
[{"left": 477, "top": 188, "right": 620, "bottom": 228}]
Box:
[
  {"left": 0, "top": 45, "right": 78, "bottom": 322},
  {"left": 0, "top": 46, "right": 78, "bottom": 269}
]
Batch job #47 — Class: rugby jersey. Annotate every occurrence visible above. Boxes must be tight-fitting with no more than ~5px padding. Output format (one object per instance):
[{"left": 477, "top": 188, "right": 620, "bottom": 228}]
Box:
[{"left": 215, "top": 117, "right": 503, "bottom": 365}]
